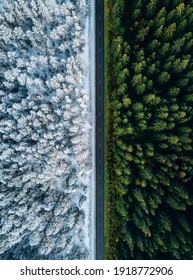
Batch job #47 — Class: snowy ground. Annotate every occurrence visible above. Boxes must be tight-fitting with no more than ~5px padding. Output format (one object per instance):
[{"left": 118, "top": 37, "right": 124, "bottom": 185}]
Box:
[
  {"left": 0, "top": 0, "right": 95, "bottom": 259},
  {"left": 88, "top": 0, "right": 96, "bottom": 260}
]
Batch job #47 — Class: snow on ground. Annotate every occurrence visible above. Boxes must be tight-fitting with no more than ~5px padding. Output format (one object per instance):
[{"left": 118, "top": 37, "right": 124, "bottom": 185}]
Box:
[
  {"left": 88, "top": 0, "right": 96, "bottom": 260},
  {"left": 0, "top": 0, "right": 95, "bottom": 259}
]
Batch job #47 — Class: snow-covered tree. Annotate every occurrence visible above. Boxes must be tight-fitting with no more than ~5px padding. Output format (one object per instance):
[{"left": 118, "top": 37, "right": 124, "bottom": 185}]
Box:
[{"left": 0, "top": 0, "right": 92, "bottom": 260}]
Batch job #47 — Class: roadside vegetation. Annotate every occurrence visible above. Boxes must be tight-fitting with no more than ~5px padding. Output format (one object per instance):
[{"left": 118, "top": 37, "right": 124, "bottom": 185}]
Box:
[{"left": 105, "top": 0, "right": 193, "bottom": 259}]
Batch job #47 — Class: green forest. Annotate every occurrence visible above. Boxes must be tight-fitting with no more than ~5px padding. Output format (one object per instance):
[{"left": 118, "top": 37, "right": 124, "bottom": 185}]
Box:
[{"left": 105, "top": 0, "right": 193, "bottom": 259}]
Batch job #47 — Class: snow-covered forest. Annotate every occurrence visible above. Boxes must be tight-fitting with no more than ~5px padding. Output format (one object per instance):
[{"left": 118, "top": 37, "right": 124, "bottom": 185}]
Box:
[{"left": 0, "top": 0, "right": 95, "bottom": 259}]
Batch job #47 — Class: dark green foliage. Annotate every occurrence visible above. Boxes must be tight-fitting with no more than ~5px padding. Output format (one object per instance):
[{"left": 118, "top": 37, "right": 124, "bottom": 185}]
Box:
[{"left": 106, "top": 0, "right": 193, "bottom": 259}]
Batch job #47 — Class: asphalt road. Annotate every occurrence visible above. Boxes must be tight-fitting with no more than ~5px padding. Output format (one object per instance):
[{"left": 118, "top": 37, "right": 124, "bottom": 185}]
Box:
[{"left": 95, "top": 0, "right": 104, "bottom": 260}]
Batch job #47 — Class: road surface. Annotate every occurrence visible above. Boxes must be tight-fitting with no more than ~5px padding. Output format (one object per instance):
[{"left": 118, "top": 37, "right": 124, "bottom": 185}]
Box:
[{"left": 96, "top": 0, "right": 104, "bottom": 260}]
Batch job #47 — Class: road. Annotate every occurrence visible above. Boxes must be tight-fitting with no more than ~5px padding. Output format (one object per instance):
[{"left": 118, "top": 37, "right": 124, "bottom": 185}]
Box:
[{"left": 95, "top": 0, "right": 104, "bottom": 260}]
